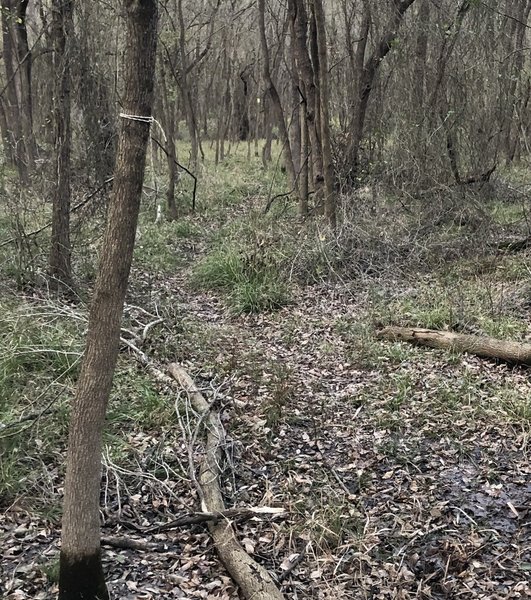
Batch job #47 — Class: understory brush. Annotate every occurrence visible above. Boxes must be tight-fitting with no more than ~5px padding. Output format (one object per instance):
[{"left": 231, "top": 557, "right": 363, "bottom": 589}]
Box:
[
  {"left": 0, "top": 297, "right": 178, "bottom": 514},
  {"left": 191, "top": 214, "right": 293, "bottom": 313},
  {"left": 0, "top": 300, "right": 81, "bottom": 509}
]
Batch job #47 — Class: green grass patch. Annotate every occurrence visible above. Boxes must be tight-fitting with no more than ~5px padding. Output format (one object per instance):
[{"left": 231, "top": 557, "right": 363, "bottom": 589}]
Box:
[
  {"left": 133, "top": 219, "right": 196, "bottom": 273},
  {"left": 192, "top": 223, "right": 291, "bottom": 313}
]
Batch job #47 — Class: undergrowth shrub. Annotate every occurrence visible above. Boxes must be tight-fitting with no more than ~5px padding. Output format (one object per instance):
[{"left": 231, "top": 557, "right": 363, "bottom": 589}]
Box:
[
  {"left": 0, "top": 297, "right": 180, "bottom": 512},
  {"left": 133, "top": 219, "right": 196, "bottom": 273},
  {"left": 192, "top": 222, "right": 291, "bottom": 313},
  {"left": 0, "top": 301, "right": 82, "bottom": 508}
]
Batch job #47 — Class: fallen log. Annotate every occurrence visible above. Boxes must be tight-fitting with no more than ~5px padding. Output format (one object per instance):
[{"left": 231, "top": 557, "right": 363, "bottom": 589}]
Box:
[
  {"left": 375, "top": 326, "right": 531, "bottom": 365},
  {"left": 168, "top": 363, "right": 285, "bottom": 600}
]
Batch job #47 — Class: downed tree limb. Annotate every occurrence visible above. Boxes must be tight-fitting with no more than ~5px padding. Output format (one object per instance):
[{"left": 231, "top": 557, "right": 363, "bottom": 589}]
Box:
[
  {"left": 375, "top": 326, "right": 531, "bottom": 365},
  {"left": 146, "top": 506, "right": 285, "bottom": 533},
  {"left": 101, "top": 536, "right": 168, "bottom": 553},
  {"left": 168, "top": 363, "right": 285, "bottom": 600},
  {"left": 492, "top": 236, "right": 531, "bottom": 253}
]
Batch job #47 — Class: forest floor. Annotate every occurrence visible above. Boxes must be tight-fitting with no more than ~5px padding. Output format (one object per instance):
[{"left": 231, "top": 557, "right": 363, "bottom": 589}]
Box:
[{"left": 1, "top": 152, "right": 531, "bottom": 599}]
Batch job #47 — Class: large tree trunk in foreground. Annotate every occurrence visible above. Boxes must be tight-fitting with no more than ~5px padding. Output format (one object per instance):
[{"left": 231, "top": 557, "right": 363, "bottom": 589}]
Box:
[
  {"left": 376, "top": 326, "right": 531, "bottom": 365},
  {"left": 168, "top": 364, "right": 285, "bottom": 600},
  {"left": 58, "top": 2, "right": 158, "bottom": 599}
]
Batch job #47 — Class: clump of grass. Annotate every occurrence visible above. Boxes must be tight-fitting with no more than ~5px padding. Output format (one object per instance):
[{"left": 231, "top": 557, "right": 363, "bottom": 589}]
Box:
[
  {"left": 39, "top": 559, "right": 60, "bottom": 584},
  {"left": 133, "top": 218, "right": 197, "bottom": 273},
  {"left": 192, "top": 232, "right": 291, "bottom": 313},
  {"left": 230, "top": 275, "right": 289, "bottom": 314},
  {"left": 498, "top": 388, "right": 531, "bottom": 427},
  {"left": 192, "top": 245, "right": 244, "bottom": 290}
]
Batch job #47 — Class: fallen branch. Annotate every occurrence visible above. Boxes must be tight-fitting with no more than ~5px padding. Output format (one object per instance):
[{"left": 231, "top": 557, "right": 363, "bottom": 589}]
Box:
[
  {"left": 146, "top": 506, "right": 285, "bottom": 533},
  {"left": 376, "top": 326, "right": 531, "bottom": 365},
  {"left": 492, "top": 236, "right": 531, "bottom": 253},
  {"left": 168, "top": 363, "right": 285, "bottom": 600},
  {"left": 101, "top": 536, "right": 168, "bottom": 553}
]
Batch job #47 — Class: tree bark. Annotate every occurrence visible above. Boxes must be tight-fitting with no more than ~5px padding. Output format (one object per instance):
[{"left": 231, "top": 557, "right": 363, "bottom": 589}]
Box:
[
  {"left": 376, "top": 326, "right": 531, "bottom": 366},
  {"left": 49, "top": 0, "right": 74, "bottom": 292},
  {"left": 258, "top": 0, "right": 299, "bottom": 199},
  {"left": 313, "top": 0, "right": 336, "bottom": 228},
  {"left": 58, "top": 1, "right": 158, "bottom": 598}
]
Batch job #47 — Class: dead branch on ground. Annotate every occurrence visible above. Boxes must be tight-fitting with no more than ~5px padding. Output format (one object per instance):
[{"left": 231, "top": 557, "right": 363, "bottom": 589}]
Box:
[
  {"left": 146, "top": 506, "right": 285, "bottom": 533},
  {"left": 168, "top": 363, "right": 285, "bottom": 600},
  {"left": 376, "top": 326, "right": 531, "bottom": 365}
]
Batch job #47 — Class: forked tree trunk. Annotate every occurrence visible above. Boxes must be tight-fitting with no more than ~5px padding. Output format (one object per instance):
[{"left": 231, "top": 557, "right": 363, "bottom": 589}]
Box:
[
  {"left": 289, "top": 0, "right": 324, "bottom": 207},
  {"left": 58, "top": 2, "right": 158, "bottom": 599},
  {"left": 49, "top": 0, "right": 74, "bottom": 292},
  {"left": 345, "top": 0, "right": 417, "bottom": 183}
]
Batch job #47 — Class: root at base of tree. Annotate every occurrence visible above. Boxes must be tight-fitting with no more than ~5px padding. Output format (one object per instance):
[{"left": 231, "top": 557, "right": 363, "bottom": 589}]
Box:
[
  {"left": 168, "top": 363, "right": 285, "bottom": 600},
  {"left": 375, "top": 326, "right": 531, "bottom": 365}
]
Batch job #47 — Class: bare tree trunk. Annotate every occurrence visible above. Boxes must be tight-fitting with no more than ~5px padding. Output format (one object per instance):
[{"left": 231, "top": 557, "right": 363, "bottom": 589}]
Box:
[
  {"left": 48, "top": 0, "right": 74, "bottom": 292},
  {"left": 0, "top": 97, "right": 14, "bottom": 164},
  {"left": 258, "top": 0, "right": 299, "bottom": 199},
  {"left": 159, "top": 58, "right": 178, "bottom": 220},
  {"left": 261, "top": 94, "right": 273, "bottom": 166},
  {"left": 299, "top": 94, "right": 309, "bottom": 216},
  {"left": 411, "top": 0, "right": 429, "bottom": 170},
  {"left": 14, "top": 0, "right": 35, "bottom": 164},
  {"left": 289, "top": 47, "right": 301, "bottom": 176},
  {"left": 58, "top": 2, "right": 158, "bottom": 598},
  {"left": 502, "top": 0, "right": 531, "bottom": 162},
  {"left": 290, "top": 0, "right": 323, "bottom": 205},
  {"left": 313, "top": 0, "right": 336, "bottom": 228},
  {"left": 345, "top": 0, "right": 417, "bottom": 183},
  {"left": 1, "top": 0, "right": 27, "bottom": 181},
  {"left": 177, "top": 0, "right": 199, "bottom": 171}
]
